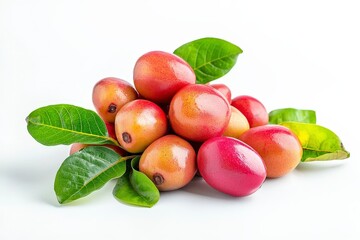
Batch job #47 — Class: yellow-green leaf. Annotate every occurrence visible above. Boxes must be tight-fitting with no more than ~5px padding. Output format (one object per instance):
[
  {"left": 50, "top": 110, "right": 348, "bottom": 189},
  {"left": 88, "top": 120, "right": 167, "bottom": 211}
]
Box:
[
  {"left": 280, "top": 122, "right": 350, "bottom": 162},
  {"left": 269, "top": 108, "right": 316, "bottom": 124}
]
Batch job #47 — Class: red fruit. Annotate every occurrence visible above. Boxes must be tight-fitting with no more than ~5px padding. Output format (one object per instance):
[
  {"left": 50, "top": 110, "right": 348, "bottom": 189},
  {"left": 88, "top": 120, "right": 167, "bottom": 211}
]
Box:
[
  {"left": 169, "top": 84, "right": 231, "bottom": 142},
  {"left": 105, "top": 122, "right": 117, "bottom": 139},
  {"left": 210, "top": 83, "right": 232, "bottom": 103},
  {"left": 197, "top": 136, "right": 266, "bottom": 197},
  {"left": 133, "top": 51, "right": 196, "bottom": 104},
  {"left": 114, "top": 99, "right": 168, "bottom": 153},
  {"left": 92, "top": 77, "right": 138, "bottom": 123},
  {"left": 231, "top": 95, "right": 268, "bottom": 127},
  {"left": 239, "top": 125, "right": 302, "bottom": 178}
]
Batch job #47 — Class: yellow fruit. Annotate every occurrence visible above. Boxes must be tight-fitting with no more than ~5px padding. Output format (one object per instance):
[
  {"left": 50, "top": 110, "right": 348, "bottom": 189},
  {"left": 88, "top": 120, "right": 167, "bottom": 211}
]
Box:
[{"left": 223, "top": 106, "right": 250, "bottom": 139}]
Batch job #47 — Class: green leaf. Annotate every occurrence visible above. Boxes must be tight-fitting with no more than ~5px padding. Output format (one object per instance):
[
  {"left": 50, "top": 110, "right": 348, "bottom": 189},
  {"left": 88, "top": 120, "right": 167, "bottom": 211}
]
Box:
[
  {"left": 54, "top": 146, "right": 130, "bottom": 204},
  {"left": 269, "top": 108, "right": 316, "bottom": 124},
  {"left": 280, "top": 122, "right": 350, "bottom": 162},
  {"left": 113, "top": 156, "right": 160, "bottom": 208},
  {"left": 26, "top": 104, "right": 118, "bottom": 146},
  {"left": 174, "top": 37, "right": 243, "bottom": 84}
]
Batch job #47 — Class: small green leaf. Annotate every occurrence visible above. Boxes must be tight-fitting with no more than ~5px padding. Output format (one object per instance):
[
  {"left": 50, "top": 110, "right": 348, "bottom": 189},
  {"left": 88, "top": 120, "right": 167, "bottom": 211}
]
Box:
[
  {"left": 113, "top": 156, "right": 160, "bottom": 208},
  {"left": 280, "top": 122, "right": 350, "bottom": 162},
  {"left": 26, "top": 104, "right": 118, "bottom": 146},
  {"left": 269, "top": 108, "right": 316, "bottom": 124},
  {"left": 174, "top": 37, "right": 243, "bottom": 84},
  {"left": 54, "top": 146, "right": 130, "bottom": 204}
]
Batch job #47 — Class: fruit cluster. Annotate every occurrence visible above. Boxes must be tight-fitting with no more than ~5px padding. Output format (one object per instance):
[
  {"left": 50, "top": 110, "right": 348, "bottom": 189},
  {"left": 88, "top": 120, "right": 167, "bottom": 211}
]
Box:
[
  {"left": 26, "top": 37, "right": 349, "bottom": 207},
  {"left": 73, "top": 50, "right": 302, "bottom": 197}
]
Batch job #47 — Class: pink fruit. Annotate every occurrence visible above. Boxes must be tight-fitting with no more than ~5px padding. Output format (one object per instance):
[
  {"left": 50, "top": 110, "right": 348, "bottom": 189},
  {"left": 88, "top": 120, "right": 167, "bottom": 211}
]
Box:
[
  {"left": 133, "top": 51, "right": 196, "bottom": 104},
  {"left": 210, "top": 83, "right": 232, "bottom": 103},
  {"left": 197, "top": 136, "right": 266, "bottom": 197},
  {"left": 231, "top": 95, "right": 268, "bottom": 128}
]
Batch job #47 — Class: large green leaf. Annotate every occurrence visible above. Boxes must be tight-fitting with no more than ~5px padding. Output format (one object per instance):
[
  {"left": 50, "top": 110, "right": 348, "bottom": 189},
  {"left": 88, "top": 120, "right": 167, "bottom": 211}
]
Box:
[
  {"left": 269, "top": 108, "right": 316, "bottom": 124},
  {"left": 26, "top": 104, "right": 118, "bottom": 146},
  {"left": 113, "top": 156, "right": 160, "bottom": 208},
  {"left": 174, "top": 37, "right": 243, "bottom": 84},
  {"left": 280, "top": 122, "right": 350, "bottom": 162},
  {"left": 54, "top": 146, "right": 130, "bottom": 204}
]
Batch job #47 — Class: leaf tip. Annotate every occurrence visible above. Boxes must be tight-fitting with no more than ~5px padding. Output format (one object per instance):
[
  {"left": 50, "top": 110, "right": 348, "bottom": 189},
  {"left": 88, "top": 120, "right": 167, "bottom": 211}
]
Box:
[{"left": 56, "top": 195, "right": 65, "bottom": 204}]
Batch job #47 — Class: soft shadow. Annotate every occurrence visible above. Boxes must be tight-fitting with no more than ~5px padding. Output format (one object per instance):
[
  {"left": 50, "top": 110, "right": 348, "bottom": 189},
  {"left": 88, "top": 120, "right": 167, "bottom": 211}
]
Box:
[
  {"left": 2, "top": 156, "right": 119, "bottom": 207},
  {"left": 2, "top": 151, "right": 68, "bottom": 206},
  {"left": 295, "top": 160, "right": 347, "bottom": 173},
  {"left": 181, "top": 176, "right": 253, "bottom": 202},
  {"left": 55, "top": 180, "right": 118, "bottom": 208}
]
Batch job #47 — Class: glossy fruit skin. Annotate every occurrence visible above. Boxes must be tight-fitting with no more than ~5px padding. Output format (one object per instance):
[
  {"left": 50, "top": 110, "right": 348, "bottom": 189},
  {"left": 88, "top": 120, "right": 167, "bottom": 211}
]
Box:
[
  {"left": 105, "top": 122, "right": 117, "bottom": 139},
  {"left": 114, "top": 99, "right": 167, "bottom": 153},
  {"left": 139, "top": 135, "right": 196, "bottom": 191},
  {"left": 169, "top": 84, "right": 231, "bottom": 142},
  {"left": 231, "top": 95, "right": 268, "bottom": 128},
  {"left": 92, "top": 77, "right": 138, "bottom": 123},
  {"left": 210, "top": 83, "right": 232, "bottom": 103},
  {"left": 223, "top": 106, "right": 250, "bottom": 139},
  {"left": 239, "top": 125, "right": 302, "bottom": 178},
  {"left": 133, "top": 51, "right": 196, "bottom": 104},
  {"left": 197, "top": 136, "right": 266, "bottom": 197}
]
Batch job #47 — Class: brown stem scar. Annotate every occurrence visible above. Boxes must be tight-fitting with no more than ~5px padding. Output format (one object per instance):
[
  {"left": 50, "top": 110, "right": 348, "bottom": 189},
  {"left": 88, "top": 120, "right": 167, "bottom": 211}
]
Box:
[
  {"left": 153, "top": 173, "right": 164, "bottom": 185},
  {"left": 122, "top": 132, "right": 132, "bottom": 143},
  {"left": 108, "top": 103, "right": 117, "bottom": 113}
]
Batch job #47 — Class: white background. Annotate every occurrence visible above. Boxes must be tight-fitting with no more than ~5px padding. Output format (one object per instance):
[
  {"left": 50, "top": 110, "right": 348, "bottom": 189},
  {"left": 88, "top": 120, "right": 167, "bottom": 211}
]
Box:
[{"left": 1, "top": 0, "right": 359, "bottom": 239}]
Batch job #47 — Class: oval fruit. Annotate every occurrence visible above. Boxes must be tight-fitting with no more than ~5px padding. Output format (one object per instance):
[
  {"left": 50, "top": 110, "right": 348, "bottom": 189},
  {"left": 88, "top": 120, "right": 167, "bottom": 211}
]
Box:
[
  {"left": 105, "top": 122, "right": 117, "bottom": 139},
  {"left": 139, "top": 135, "right": 197, "bottom": 191},
  {"left": 114, "top": 99, "right": 167, "bottom": 153},
  {"left": 197, "top": 136, "right": 266, "bottom": 197},
  {"left": 210, "top": 83, "right": 232, "bottom": 103},
  {"left": 239, "top": 125, "right": 302, "bottom": 178},
  {"left": 223, "top": 106, "right": 250, "bottom": 139},
  {"left": 92, "top": 77, "right": 138, "bottom": 123},
  {"left": 133, "top": 51, "right": 196, "bottom": 104},
  {"left": 231, "top": 95, "right": 268, "bottom": 127},
  {"left": 169, "top": 84, "right": 231, "bottom": 142}
]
